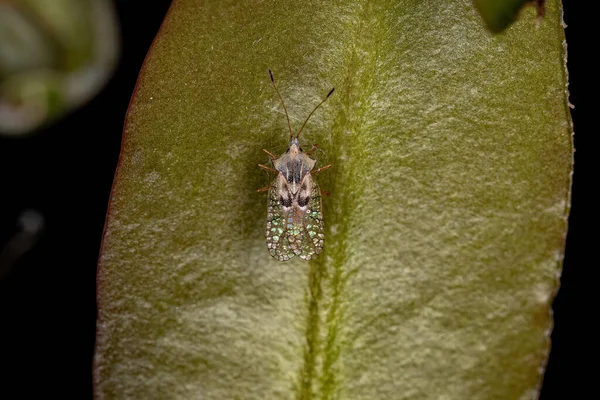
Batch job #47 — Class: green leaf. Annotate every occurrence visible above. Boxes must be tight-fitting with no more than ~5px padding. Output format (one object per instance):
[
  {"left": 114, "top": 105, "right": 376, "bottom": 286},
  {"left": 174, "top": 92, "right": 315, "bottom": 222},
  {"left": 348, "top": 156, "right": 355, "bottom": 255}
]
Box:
[
  {"left": 95, "top": 1, "right": 572, "bottom": 399},
  {"left": 474, "top": 0, "right": 544, "bottom": 33},
  {"left": 0, "top": 0, "right": 119, "bottom": 135}
]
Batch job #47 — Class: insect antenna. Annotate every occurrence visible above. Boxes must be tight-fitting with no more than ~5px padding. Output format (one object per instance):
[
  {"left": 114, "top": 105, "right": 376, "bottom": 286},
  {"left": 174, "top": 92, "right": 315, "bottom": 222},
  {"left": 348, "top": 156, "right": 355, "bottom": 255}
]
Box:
[
  {"left": 296, "top": 87, "right": 334, "bottom": 140},
  {"left": 268, "top": 69, "right": 294, "bottom": 140}
]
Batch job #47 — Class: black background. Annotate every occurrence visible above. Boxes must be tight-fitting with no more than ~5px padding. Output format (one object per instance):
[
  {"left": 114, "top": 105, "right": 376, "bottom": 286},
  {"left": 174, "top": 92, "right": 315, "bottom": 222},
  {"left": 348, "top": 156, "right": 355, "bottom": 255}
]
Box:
[{"left": 0, "top": 1, "right": 589, "bottom": 398}]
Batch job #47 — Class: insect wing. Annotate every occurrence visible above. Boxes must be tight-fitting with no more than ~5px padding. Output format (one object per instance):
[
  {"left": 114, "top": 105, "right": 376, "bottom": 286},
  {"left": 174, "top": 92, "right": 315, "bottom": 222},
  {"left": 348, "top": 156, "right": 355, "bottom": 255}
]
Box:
[
  {"left": 266, "top": 182, "right": 295, "bottom": 261},
  {"left": 265, "top": 179, "right": 325, "bottom": 261},
  {"left": 297, "top": 180, "right": 325, "bottom": 260}
]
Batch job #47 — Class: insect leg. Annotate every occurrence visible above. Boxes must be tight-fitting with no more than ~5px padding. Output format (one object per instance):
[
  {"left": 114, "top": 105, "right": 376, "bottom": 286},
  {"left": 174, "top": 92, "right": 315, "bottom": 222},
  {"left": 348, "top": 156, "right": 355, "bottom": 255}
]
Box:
[
  {"left": 257, "top": 186, "right": 270, "bottom": 193},
  {"left": 312, "top": 164, "right": 332, "bottom": 176},
  {"left": 258, "top": 164, "right": 278, "bottom": 173},
  {"left": 262, "top": 149, "right": 277, "bottom": 159},
  {"left": 305, "top": 144, "right": 319, "bottom": 156}
]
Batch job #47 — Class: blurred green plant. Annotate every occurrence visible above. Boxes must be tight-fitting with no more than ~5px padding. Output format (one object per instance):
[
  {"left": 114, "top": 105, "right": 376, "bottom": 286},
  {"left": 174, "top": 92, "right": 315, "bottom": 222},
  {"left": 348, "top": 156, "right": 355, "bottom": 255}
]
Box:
[
  {"left": 474, "top": 0, "right": 546, "bottom": 33},
  {"left": 94, "top": 1, "right": 572, "bottom": 399},
  {"left": 0, "top": 0, "right": 119, "bottom": 135}
]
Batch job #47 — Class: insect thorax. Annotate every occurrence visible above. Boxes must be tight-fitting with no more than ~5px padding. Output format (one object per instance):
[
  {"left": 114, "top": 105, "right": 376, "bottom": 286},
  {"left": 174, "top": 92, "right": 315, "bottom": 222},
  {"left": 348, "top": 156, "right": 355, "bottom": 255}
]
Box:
[{"left": 272, "top": 143, "right": 316, "bottom": 208}]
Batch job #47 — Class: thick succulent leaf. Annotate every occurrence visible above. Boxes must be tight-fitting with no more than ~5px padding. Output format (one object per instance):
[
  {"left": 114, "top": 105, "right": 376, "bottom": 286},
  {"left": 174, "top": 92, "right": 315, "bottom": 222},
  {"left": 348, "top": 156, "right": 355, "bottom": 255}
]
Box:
[{"left": 95, "top": 1, "right": 572, "bottom": 399}]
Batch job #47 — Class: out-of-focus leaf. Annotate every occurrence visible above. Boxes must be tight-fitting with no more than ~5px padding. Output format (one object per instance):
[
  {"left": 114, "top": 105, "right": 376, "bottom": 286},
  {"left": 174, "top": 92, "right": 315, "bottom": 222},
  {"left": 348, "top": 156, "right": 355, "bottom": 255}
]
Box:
[
  {"left": 474, "top": 0, "right": 545, "bottom": 33},
  {"left": 95, "top": 1, "right": 572, "bottom": 399},
  {"left": 0, "top": 0, "right": 119, "bottom": 136}
]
